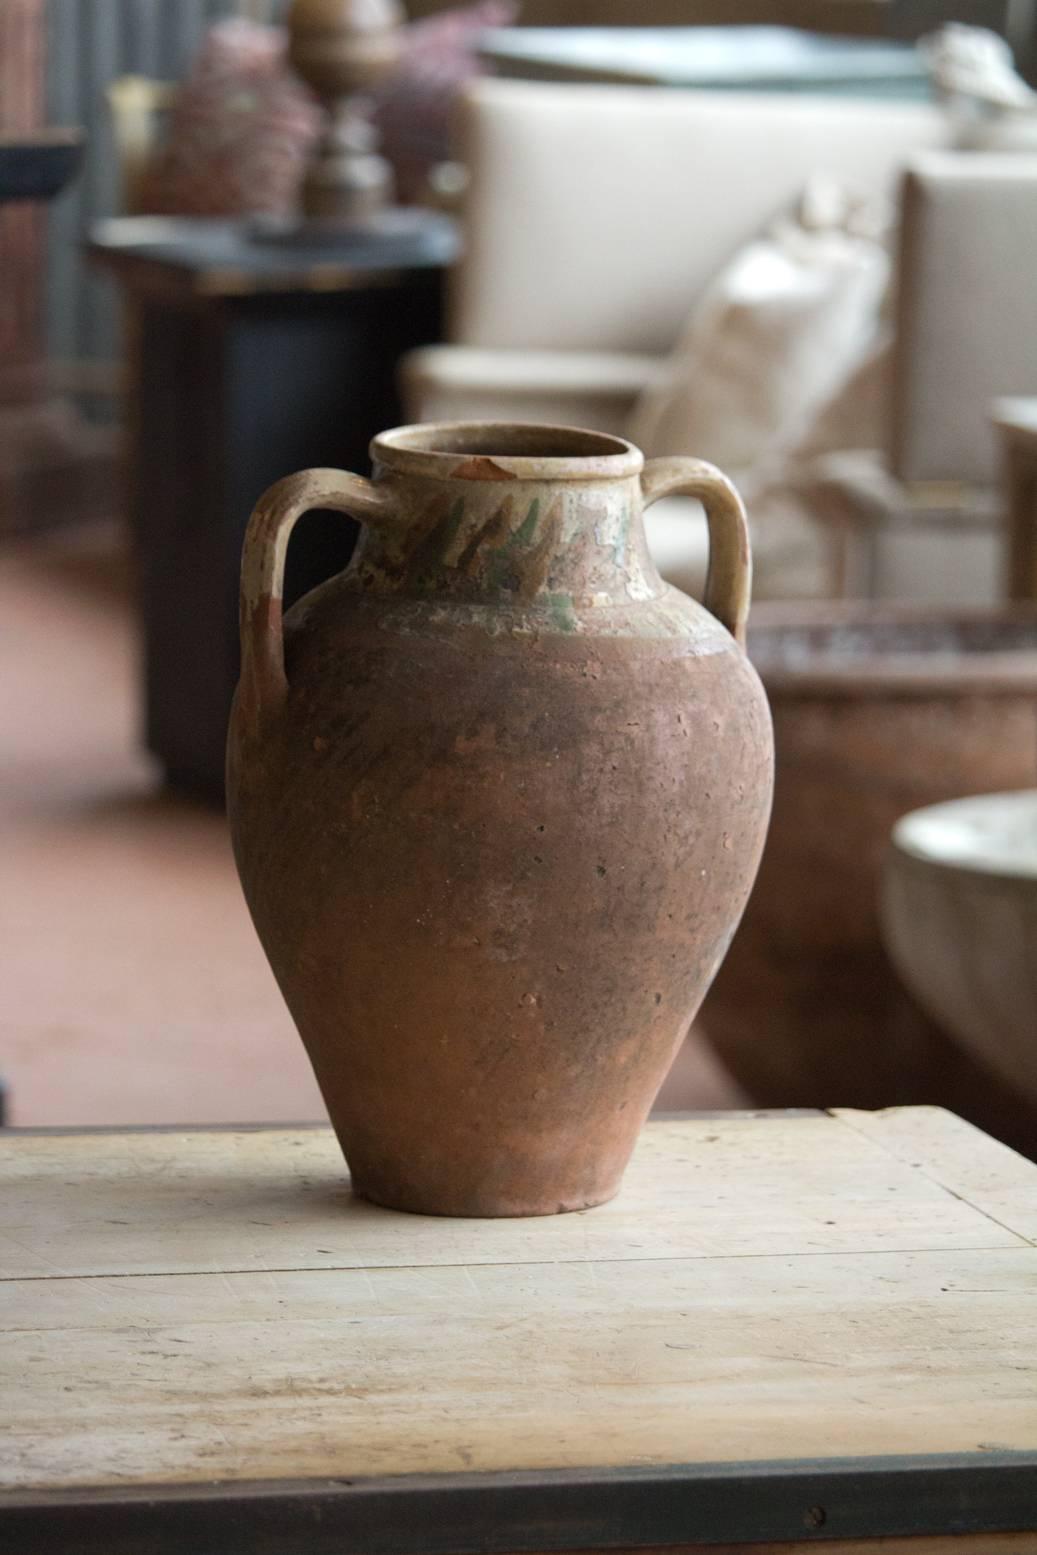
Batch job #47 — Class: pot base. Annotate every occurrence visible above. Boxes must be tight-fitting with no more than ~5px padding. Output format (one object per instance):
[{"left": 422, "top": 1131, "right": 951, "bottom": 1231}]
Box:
[
  {"left": 344, "top": 1132, "right": 630, "bottom": 1218},
  {"left": 350, "top": 1175, "right": 622, "bottom": 1219}
]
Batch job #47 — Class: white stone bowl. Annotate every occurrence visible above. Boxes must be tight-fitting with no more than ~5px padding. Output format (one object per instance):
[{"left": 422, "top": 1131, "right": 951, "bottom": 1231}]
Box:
[{"left": 881, "top": 790, "right": 1037, "bottom": 1106}]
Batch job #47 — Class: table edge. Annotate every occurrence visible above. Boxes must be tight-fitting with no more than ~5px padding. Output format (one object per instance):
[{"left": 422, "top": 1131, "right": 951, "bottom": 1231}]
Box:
[
  {"left": 85, "top": 214, "right": 458, "bottom": 300},
  {"left": 3, "top": 1454, "right": 1035, "bottom": 1553}
]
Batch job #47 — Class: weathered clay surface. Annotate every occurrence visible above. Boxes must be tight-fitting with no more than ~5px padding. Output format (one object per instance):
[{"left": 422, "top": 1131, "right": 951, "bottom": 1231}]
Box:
[
  {"left": 701, "top": 601, "right": 1037, "bottom": 1155},
  {"left": 228, "top": 424, "right": 773, "bottom": 1216}
]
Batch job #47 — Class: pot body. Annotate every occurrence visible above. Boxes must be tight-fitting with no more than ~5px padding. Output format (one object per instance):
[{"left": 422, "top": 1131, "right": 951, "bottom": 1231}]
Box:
[{"left": 228, "top": 425, "right": 772, "bottom": 1215}]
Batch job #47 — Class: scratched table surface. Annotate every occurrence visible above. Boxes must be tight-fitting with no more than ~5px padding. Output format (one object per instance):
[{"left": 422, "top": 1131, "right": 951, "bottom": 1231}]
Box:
[{"left": 2, "top": 1107, "right": 1036, "bottom": 1555}]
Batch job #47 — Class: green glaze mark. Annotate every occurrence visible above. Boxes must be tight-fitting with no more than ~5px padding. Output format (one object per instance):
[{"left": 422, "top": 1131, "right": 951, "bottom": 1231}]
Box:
[
  {"left": 483, "top": 499, "right": 542, "bottom": 590},
  {"left": 546, "top": 591, "right": 578, "bottom": 633},
  {"left": 437, "top": 496, "right": 466, "bottom": 558},
  {"left": 444, "top": 496, "right": 465, "bottom": 541},
  {"left": 484, "top": 497, "right": 560, "bottom": 598},
  {"left": 511, "top": 498, "right": 541, "bottom": 549},
  {"left": 485, "top": 546, "right": 520, "bottom": 594}
]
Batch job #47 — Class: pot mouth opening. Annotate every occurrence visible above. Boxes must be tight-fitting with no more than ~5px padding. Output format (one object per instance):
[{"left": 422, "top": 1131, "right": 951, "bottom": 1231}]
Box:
[{"left": 371, "top": 421, "right": 643, "bottom": 481}]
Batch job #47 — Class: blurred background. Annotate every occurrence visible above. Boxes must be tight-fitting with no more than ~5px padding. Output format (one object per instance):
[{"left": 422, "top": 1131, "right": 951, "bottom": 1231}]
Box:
[{"left": 3, "top": 0, "right": 1036, "bottom": 1150}]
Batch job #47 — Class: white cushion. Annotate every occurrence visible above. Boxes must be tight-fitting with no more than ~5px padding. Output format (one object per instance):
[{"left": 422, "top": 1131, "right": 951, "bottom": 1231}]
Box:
[
  {"left": 453, "top": 78, "right": 945, "bottom": 352},
  {"left": 628, "top": 182, "right": 892, "bottom": 599},
  {"left": 627, "top": 180, "right": 891, "bottom": 473}
]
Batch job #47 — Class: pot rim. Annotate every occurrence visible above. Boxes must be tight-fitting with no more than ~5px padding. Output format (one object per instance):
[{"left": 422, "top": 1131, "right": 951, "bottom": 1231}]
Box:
[{"left": 371, "top": 421, "right": 644, "bottom": 482}]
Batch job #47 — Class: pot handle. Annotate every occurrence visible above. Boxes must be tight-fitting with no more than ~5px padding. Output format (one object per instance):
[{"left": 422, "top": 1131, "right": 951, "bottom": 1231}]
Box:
[
  {"left": 640, "top": 457, "right": 752, "bottom": 647},
  {"left": 237, "top": 467, "right": 397, "bottom": 730}
]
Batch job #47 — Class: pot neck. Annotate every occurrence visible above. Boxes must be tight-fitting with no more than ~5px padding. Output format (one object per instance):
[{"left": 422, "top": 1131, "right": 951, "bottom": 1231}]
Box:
[{"left": 348, "top": 467, "right": 664, "bottom": 611}]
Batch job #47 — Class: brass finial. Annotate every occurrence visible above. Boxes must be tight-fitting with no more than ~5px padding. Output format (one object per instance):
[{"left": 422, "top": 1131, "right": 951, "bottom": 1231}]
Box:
[{"left": 287, "top": 0, "right": 404, "bottom": 230}]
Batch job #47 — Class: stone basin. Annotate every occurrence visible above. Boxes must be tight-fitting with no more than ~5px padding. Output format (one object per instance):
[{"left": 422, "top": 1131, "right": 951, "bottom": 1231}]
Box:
[
  {"left": 699, "top": 601, "right": 1037, "bottom": 1152},
  {"left": 882, "top": 790, "right": 1037, "bottom": 1107}
]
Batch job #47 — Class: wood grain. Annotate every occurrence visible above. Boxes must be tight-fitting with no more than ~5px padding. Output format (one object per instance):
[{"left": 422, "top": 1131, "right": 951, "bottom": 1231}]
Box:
[
  {"left": 834, "top": 1106, "right": 1037, "bottom": 1245},
  {"left": 1, "top": 1110, "right": 1028, "bottom": 1283},
  {"left": 5, "top": 1244, "right": 1037, "bottom": 1490},
  {"left": 2, "top": 1108, "right": 1036, "bottom": 1502}
]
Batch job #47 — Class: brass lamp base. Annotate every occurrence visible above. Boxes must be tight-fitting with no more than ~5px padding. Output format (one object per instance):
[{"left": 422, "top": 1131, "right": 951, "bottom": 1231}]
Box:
[{"left": 285, "top": 0, "right": 405, "bottom": 237}]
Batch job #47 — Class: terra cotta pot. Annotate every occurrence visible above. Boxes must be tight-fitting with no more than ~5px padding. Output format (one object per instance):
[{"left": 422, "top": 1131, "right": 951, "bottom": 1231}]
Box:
[{"left": 228, "top": 423, "right": 773, "bottom": 1216}]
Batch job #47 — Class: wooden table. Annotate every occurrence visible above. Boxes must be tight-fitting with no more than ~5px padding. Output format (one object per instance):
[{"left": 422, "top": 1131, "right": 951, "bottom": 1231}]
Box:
[
  {"left": 89, "top": 213, "right": 457, "bottom": 799},
  {"left": 994, "top": 397, "right": 1037, "bottom": 600},
  {"left": 2, "top": 1108, "right": 1036, "bottom": 1554}
]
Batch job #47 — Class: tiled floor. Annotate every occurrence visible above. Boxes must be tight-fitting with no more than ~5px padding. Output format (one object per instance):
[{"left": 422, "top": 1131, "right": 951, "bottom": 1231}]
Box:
[{"left": 2, "top": 522, "right": 744, "bottom": 1126}]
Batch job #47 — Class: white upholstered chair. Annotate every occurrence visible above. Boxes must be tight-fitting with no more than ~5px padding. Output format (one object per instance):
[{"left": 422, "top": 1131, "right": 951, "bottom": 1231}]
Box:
[{"left": 812, "top": 151, "right": 1037, "bottom": 602}]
